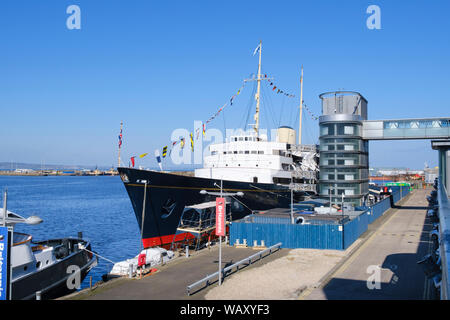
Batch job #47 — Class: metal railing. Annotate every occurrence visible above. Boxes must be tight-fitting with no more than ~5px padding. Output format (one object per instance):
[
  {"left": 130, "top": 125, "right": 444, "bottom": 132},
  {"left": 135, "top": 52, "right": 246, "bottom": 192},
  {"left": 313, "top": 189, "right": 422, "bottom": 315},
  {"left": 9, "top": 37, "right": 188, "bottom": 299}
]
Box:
[
  {"left": 186, "top": 242, "right": 282, "bottom": 296},
  {"left": 437, "top": 180, "right": 450, "bottom": 300}
]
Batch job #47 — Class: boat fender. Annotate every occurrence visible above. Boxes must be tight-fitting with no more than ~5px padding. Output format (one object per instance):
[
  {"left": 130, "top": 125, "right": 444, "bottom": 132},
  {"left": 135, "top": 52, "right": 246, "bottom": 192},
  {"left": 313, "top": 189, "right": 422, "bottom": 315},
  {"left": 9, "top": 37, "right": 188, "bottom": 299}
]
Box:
[{"left": 138, "top": 253, "right": 146, "bottom": 267}]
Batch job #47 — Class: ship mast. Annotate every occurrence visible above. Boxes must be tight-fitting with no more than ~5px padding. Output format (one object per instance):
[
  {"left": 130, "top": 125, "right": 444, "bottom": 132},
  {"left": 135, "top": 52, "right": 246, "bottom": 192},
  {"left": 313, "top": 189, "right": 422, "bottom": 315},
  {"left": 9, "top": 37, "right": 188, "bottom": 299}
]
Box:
[
  {"left": 298, "top": 66, "right": 304, "bottom": 145},
  {"left": 254, "top": 40, "right": 262, "bottom": 137}
]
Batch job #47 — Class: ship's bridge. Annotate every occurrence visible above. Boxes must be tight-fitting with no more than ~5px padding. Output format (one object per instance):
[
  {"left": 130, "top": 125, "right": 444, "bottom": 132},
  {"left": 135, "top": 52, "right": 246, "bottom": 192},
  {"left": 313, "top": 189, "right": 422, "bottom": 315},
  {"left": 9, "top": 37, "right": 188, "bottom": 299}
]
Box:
[{"left": 195, "top": 133, "right": 294, "bottom": 184}]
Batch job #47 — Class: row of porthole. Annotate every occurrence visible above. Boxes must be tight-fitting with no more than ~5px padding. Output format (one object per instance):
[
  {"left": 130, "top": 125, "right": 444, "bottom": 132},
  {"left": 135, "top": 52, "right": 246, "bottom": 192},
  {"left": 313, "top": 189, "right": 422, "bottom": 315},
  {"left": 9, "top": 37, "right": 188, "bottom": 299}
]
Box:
[{"left": 23, "top": 260, "right": 50, "bottom": 271}]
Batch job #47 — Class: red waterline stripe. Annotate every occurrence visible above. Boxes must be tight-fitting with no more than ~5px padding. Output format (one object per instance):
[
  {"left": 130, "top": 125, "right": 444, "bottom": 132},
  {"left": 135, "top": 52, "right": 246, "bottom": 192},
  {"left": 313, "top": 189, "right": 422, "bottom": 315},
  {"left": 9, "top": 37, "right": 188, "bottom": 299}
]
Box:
[{"left": 141, "top": 226, "right": 228, "bottom": 248}]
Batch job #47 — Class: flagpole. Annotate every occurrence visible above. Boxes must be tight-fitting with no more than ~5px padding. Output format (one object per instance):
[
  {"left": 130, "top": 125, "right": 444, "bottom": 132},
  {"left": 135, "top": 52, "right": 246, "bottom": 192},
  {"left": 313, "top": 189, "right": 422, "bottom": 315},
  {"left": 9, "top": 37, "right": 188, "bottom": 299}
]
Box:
[
  {"left": 298, "top": 66, "right": 303, "bottom": 145},
  {"left": 254, "top": 40, "right": 262, "bottom": 137}
]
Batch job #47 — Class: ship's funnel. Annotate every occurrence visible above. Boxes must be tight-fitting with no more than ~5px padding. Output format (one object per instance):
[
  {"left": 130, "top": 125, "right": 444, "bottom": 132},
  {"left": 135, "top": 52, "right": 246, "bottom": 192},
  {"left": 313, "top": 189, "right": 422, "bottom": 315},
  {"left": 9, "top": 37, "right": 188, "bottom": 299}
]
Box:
[{"left": 277, "top": 126, "right": 296, "bottom": 145}]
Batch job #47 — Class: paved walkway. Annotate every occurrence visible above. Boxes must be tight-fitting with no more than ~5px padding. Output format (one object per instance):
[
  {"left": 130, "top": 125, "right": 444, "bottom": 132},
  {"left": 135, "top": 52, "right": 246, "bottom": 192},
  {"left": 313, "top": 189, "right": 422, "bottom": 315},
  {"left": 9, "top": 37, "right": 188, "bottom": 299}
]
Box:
[
  {"left": 65, "top": 245, "right": 286, "bottom": 300},
  {"left": 302, "top": 188, "right": 435, "bottom": 300}
]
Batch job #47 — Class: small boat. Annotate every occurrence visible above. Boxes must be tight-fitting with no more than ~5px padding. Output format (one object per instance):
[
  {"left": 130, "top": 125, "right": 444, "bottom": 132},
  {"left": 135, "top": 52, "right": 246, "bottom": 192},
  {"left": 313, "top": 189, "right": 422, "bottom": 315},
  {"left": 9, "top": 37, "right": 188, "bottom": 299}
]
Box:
[{"left": 1, "top": 204, "right": 98, "bottom": 300}]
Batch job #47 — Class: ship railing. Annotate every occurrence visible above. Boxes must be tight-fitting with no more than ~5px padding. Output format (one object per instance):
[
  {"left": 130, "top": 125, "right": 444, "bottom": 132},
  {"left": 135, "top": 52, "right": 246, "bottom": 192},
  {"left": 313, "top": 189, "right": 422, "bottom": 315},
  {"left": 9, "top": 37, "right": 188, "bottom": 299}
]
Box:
[
  {"left": 186, "top": 242, "right": 282, "bottom": 296},
  {"left": 179, "top": 212, "right": 232, "bottom": 230},
  {"left": 291, "top": 170, "right": 318, "bottom": 180},
  {"left": 289, "top": 144, "right": 317, "bottom": 152},
  {"left": 289, "top": 183, "right": 317, "bottom": 192}
]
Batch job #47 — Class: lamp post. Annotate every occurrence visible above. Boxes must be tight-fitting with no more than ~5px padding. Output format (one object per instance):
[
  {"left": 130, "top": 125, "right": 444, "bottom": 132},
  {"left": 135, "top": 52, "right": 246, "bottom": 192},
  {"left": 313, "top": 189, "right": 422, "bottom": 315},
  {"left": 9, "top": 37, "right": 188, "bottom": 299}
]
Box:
[{"left": 200, "top": 183, "right": 244, "bottom": 286}]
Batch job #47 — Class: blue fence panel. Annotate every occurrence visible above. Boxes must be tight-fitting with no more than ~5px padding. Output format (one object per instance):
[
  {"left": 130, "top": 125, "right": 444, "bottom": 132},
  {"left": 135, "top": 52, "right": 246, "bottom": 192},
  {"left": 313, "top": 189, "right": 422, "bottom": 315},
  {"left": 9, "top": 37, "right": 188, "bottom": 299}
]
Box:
[
  {"left": 230, "top": 187, "right": 413, "bottom": 251},
  {"left": 369, "top": 197, "right": 391, "bottom": 223},
  {"left": 343, "top": 210, "right": 370, "bottom": 249},
  {"left": 230, "top": 219, "right": 344, "bottom": 250}
]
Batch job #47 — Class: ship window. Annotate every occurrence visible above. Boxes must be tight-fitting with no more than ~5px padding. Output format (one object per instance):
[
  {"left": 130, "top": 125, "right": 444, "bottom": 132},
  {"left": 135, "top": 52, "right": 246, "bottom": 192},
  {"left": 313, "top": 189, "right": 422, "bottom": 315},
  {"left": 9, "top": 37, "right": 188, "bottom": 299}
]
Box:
[
  {"left": 251, "top": 151, "right": 257, "bottom": 154},
  {"left": 211, "top": 151, "right": 217, "bottom": 155},
  {"left": 223, "top": 152, "right": 226, "bottom": 154},
  {"left": 239, "top": 137, "right": 244, "bottom": 141},
  {"left": 253, "top": 177, "right": 258, "bottom": 183},
  {"left": 239, "top": 151, "right": 243, "bottom": 154},
  {"left": 258, "top": 151, "right": 264, "bottom": 154},
  {"left": 244, "top": 151, "right": 249, "bottom": 154},
  {"left": 245, "top": 137, "right": 248, "bottom": 141}
]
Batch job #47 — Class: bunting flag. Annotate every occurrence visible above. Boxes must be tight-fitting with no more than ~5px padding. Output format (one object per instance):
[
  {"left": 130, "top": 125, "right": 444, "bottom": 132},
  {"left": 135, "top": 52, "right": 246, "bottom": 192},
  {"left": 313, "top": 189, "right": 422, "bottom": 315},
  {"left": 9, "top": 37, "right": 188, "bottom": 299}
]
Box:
[
  {"left": 168, "top": 141, "right": 177, "bottom": 156},
  {"left": 180, "top": 138, "right": 185, "bottom": 149},
  {"left": 190, "top": 132, "right": 194, "bottom": 151},
  {"left": 266, "top": 79, "right": 295, "bottom": 98},
  {"left": 139, "top": 153, "right": 148, "bottom": 158},
  {"left": 130, "top": 156, "right": 135, "bottom": 168},
  {"left": 155, "top": 150, "right": 162, "bottom": 171},
  {"left": 202, "top": 124, "right": 206, "bottom": 136},
  {"left": 252, "top": 42, "right": 261, "bottom": 56},
  {"left": 303, "top": 104, "right": 319, "bottom": 120},
  {"left": 195, "top": 128, "right": 200, "bottom": 140},
  {"left": 162, "top": 146, "right": 168, "bottom": 158},
  {"left": 118, "top": 127, "right": 123, "bottom": 148}
]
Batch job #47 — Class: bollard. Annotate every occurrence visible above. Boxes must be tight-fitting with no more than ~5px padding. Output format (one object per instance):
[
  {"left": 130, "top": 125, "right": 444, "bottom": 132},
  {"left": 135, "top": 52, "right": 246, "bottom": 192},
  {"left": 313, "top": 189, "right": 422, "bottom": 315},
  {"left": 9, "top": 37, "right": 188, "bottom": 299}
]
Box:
[
  {"left": 185, "top": 245, "right": 189, "bottom": 258},
  {"left": 36, "top": 291, "right": 41, "bottom": 300},
  {"left": 128, "top": 263, "right": 133, "bottom": 278}
]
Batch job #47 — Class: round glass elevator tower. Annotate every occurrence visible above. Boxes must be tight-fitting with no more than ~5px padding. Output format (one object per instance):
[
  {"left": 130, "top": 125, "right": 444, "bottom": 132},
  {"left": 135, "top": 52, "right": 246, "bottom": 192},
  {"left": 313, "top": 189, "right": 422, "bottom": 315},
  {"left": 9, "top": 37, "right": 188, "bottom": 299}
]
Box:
[{"left": 318, "top": 91, "right": 369, "bottom": 207}]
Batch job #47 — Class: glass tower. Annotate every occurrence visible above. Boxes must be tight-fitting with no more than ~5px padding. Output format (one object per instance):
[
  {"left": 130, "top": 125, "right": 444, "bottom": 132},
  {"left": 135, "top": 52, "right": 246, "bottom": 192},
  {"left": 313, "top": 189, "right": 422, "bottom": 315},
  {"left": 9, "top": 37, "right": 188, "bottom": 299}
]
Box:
[{"left": 318, "top": 91, "right": 369, "bottom": 207}]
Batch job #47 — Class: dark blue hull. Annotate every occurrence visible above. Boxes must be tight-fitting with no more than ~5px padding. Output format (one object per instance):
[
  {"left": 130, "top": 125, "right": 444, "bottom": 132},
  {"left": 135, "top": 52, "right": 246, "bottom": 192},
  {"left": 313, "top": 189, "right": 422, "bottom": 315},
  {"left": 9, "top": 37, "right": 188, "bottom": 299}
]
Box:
[{"left": 118, "top": 167, "right": 304, "bottom": 248}]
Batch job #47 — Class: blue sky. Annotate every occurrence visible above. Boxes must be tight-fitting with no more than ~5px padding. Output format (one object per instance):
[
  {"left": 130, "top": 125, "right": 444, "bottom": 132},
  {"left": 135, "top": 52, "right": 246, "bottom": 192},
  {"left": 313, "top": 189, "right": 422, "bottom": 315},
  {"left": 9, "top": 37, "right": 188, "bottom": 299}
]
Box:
[{"left": 1, "top": 0, "right": 449, "bottom": 169}]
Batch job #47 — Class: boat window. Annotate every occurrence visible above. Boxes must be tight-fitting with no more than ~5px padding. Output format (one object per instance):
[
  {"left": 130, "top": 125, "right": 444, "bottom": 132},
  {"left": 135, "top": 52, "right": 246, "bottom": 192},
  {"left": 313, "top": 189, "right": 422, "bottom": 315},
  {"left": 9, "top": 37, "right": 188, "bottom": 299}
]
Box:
[
  {"left": 258, "top": 151, "right": 264, "bottom": 154},
  {"left": 253, "top": 177, "right": 258, "bottom": 183},
  {"left": 211, "top": 151, "right": 217, "bottom": 155},
  {"left": 234, "top": 137, "right": 238, "bottom": 142},
  {"left": 239, "top": 137, "right": 244, "bottom": 141},
  {"left": 245, "top": 151, "right": 249, "bottom": 154},
  {"left": 251, "top": 151, "right": 257, "bottom": 154},
  {"left": 239, "top": 151, "right": 243, "bottom": 154},
  {"left": 245, "top": 137, "right": 248, "bottom": 141},
  {"left": 234, "top": 151, "right": 237, "bottom": 154}
]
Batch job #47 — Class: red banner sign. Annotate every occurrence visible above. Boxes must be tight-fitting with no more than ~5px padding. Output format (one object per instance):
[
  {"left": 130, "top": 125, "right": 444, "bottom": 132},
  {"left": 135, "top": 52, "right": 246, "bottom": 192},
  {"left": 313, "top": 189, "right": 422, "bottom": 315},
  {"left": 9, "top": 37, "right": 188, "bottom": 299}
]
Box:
[{"left": 215, "top": 197, "right": 225, "bottom": 236}]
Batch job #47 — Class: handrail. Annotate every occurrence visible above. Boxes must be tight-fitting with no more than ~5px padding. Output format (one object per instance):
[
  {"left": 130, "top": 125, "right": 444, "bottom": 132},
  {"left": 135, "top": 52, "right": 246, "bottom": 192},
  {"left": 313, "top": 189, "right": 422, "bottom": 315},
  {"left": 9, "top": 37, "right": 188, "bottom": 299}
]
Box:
[
  {"left": 186, "top": 242, "right": 282, "bottom": 295},
  {"left": 437, "top": 180, "right": 450, "bottom": 300}
]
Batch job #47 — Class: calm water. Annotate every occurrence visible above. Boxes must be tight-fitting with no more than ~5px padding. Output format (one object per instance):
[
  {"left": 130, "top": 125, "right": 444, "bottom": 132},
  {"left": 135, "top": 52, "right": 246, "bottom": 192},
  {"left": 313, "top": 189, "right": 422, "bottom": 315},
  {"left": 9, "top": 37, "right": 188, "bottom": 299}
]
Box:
[{"left": 0, "top": 175, "right": 142, "bottom": 289}]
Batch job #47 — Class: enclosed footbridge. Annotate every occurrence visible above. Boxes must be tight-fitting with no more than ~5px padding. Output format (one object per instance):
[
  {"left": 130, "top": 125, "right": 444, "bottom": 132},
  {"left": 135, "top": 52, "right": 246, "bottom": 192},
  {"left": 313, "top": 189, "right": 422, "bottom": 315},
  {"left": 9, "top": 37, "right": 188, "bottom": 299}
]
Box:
[{"left": 362, "top": 118, "right": 450, "bottom": 140}]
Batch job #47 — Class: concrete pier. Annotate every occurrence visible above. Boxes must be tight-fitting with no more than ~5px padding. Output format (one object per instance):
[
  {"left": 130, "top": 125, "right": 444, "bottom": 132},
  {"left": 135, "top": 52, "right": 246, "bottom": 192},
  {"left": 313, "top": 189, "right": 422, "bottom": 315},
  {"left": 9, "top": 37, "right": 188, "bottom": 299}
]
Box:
[
  {"left": 62, "top": 245, "right": 286, "bottom": 300},
  {"left": 61, "top": 188, "right": 435, "bottom": 300}
]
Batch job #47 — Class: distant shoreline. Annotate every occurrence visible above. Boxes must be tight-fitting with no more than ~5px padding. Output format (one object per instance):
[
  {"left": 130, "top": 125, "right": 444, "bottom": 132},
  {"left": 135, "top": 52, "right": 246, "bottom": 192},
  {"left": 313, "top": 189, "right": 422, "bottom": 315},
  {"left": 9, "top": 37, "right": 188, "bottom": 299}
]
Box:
[{"left": 0, "top": 170, "right": 118, "bottom": 176}]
